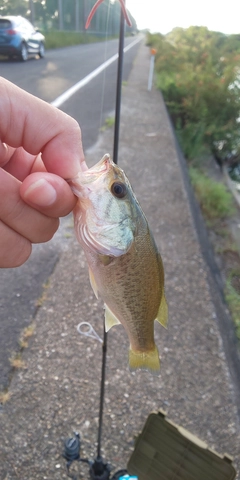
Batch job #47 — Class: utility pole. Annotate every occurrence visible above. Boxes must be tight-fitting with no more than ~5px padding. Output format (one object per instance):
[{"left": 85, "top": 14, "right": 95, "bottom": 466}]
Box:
[
  {"left": 75, "top": 0, "right": 80, "bottom": 31},
  {"left": 29, "top": 0, "right": 35, "bottom": 25},
  {"left": 58, "top": 0, "right": 63, "bottom": 30}
]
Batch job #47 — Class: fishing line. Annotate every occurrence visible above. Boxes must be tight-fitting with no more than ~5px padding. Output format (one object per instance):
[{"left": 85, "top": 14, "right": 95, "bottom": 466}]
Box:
[{"left": 63, "top": 2, "right": 135, "bottom": 478}]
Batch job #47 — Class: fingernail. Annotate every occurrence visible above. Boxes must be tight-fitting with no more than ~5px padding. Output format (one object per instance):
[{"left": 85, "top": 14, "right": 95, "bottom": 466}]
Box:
[{"left": 24, "top": 179, "right": 57, "bottom": 207}]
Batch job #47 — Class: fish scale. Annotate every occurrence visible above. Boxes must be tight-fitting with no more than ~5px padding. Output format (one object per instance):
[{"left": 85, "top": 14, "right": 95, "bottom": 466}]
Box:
[{"left": 70, "top": 154, "right": 168, "bottom": 373}]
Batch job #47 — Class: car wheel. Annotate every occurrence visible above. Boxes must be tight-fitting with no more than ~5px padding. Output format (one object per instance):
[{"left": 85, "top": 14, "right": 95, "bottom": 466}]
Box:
[
  {"left": 20, "top": 43, "right": 28, "bottom": 61},
  {"left": 38, "top": 42, "right": 45, "bottom": 58}
]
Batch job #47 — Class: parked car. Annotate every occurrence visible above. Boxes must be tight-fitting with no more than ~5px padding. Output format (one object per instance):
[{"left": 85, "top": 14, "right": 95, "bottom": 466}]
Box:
[{"left": 0, "top": 16, "right": 45, "bottom": 61}]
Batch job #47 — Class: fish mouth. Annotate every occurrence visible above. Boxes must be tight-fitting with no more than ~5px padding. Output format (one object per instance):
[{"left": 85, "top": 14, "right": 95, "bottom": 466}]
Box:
[
  {"left": 85, "top": 153, "right": 111, "bottom": 177},
  {"left": 68, "top": 153, "right": 112, "bottom": 194}
]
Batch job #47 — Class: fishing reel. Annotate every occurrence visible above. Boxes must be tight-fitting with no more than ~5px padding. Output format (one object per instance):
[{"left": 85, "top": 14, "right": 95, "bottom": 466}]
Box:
[
  {"left": 63, "top": 432, "right": 91, "bottom": 479},
  {"left": 63, "top": 432, "right": 134, "bottom": 480}
]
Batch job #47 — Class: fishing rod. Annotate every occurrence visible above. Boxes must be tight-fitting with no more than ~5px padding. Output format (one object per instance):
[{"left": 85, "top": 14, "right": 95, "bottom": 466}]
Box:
[
  {"left": 113, "top": 0, "right": 126, "bottom": 165},
  {"left": 63, "top": 2, "right": 136, "bottom": 479}
]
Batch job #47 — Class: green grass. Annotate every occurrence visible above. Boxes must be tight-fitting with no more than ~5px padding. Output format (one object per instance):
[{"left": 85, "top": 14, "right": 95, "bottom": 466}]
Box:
[
  {"left": 225, "top": 271, "right": 240, "bottom": 339},
  {"left": 189, "top": 166, "right": 240, "bottom": 340},
  {"left": 44, "top": 30, "right": 103, "bottom": 49},
  {"left": 100, "top": 116, "right": 115, "bottom": 131},
  {"left": 104, "top": 117, "right": 115, "bottom": 128},
  {"left": 189, "top": 167, "right": 236, "bottom": 221}
]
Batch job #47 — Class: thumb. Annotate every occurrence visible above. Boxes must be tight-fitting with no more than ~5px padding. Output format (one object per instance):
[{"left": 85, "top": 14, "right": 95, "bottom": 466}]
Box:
[{"left": 20, "top": 172, "right": 77, "bottom": 217}]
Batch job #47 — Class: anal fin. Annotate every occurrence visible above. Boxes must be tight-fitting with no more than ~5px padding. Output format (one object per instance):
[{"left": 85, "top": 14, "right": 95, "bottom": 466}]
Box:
[
  {"left": 104, "top": 304, "right": 121, "bottom": 332},
  {"left": 156, "top": 290, "right": 168, "bottom": 328}
]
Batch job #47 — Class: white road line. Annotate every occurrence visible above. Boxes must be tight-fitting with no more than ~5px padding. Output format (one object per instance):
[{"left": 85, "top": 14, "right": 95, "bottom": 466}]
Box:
[{"left": 51, "top": 37, "right": 142, "bottom": 108}]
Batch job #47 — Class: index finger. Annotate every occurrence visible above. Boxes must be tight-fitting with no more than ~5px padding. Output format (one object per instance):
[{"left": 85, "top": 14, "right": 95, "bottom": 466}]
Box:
[{"left": 0, "top": 77, "right": 85, "bottom": 178}]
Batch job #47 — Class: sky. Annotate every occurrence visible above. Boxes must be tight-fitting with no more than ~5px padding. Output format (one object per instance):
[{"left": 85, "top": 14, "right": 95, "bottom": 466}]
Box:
[{"left": 126, "top": 0, "right": 240, "bottom": 35}]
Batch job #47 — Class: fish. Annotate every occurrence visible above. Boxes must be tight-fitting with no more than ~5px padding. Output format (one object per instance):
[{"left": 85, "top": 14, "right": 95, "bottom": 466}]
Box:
[{"left": 69, "top": 153, "right": 168, "bottom": 372}]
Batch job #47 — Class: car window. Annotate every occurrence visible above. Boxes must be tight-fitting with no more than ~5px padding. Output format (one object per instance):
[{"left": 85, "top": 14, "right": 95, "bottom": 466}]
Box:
[{"left": 0, "top": 20, "right": 12, "bottom": 30}]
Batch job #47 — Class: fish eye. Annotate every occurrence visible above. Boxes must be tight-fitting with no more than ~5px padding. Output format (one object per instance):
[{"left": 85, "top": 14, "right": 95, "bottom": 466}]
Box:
[{"left": 111, "top": 182, "right": 127, "bottom": 198}]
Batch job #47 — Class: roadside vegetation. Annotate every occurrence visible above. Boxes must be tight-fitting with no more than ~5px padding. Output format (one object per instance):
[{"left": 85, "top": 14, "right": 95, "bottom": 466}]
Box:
[
  {"left": 147, "top": 27, "right": 240, "bottom": 165},
  {"left": 147, "top": 28, "right": 240, "bottom": 339},
  {"left": 189, "top": 168, "right": 236, "bottom": 221},
  {"left": 226, "top": 271, "right": 240, "bottom": 337},
  {"left": 44, "top": 31, "right": 106, "bottom": 49},
  {"left": 100, "top": 116, "right": 115, "bottom": 131}
]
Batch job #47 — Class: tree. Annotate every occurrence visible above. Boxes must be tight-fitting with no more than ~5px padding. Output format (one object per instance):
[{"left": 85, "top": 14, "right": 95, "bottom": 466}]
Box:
[
  {"left": 0, "top": 0, "right": 28, "bottom": 16},
  {"left": 148, "top": 27, "right": 240, "bottom": 163}
]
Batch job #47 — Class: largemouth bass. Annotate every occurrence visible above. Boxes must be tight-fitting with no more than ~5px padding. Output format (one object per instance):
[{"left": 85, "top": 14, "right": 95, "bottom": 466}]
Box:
[{"left": 70, "top": 154, "right": 168, "bottom": 372}]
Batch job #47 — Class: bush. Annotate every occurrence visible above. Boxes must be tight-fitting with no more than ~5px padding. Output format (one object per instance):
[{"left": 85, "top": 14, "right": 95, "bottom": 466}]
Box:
[
  {"left": 189, "top": 167, "right": 236, "bottom": 219},
  {"left": 148, "top": 28, "right": 240, "bottom": 162}
]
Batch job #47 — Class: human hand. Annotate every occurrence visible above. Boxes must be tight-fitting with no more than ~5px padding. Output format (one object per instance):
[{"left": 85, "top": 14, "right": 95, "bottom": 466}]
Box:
[{"left": 0, "top": 77, "right": 85, "bottom": 268}]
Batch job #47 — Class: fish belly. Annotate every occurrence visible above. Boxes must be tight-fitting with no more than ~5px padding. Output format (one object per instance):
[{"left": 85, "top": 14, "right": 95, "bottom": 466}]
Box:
[{"left": 85, "top": 227, "right": 164, "bottom": 372}]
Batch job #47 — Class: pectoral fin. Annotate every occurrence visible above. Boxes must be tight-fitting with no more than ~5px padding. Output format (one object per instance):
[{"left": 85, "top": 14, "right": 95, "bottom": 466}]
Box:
[
  {"left": 156, "top": 290, "right": 168, "bottom": 328},
  {"left": 104, "top": 304, "right": 121, "bottom": 332},
  {"left": 98, "top": 254, "right": 113, "bottom": 266},
  {"left": 89, "top": 268, "right": 99, "bottom": 299}
]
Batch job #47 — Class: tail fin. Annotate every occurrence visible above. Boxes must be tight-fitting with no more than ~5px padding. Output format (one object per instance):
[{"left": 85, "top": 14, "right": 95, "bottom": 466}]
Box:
[{"left": 129, "top": 345, "right": 160, "bottom": 374}]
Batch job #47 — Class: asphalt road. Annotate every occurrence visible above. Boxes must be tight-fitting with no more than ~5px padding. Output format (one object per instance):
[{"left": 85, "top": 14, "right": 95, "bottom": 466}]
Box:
[
  {"left": 0, "top": 36, "right": 141, "bottom": 150},
  {"left": 0, "top": 36, "right": 142, "bottom": 389}
]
